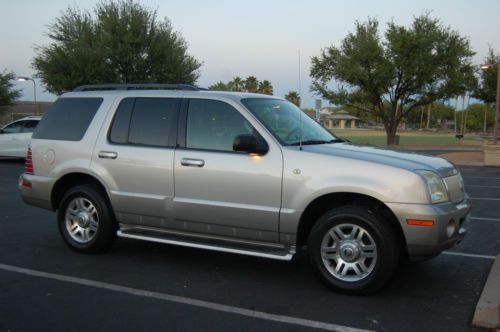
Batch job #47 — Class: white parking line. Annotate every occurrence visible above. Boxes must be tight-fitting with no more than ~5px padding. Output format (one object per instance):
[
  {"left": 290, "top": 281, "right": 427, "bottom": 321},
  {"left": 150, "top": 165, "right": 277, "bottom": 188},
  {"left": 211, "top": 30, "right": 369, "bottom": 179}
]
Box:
[
  {"left": 471, "top": 217, "right": 500, "bottom": 222},
  {"left": 469, "top": 197, "right": 500, "bottom": 201},
  {"left": 0, "top": 263, "right": 371, "bottom": 332},
  {"left": 442, "top": 252, "right": 496, "bottom": 260},
  {"left": 463, "top": 176, "right": 500, "bottom": 180},
  {"left": 466, "top": 185, "right": 500, "bottom": 189}
]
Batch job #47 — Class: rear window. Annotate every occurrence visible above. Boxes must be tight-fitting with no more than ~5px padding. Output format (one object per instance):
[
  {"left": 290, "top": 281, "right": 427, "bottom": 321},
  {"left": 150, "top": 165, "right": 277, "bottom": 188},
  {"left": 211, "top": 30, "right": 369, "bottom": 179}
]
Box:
[{"left": 33, "top": 98, "right": 102, "bottom": 141}]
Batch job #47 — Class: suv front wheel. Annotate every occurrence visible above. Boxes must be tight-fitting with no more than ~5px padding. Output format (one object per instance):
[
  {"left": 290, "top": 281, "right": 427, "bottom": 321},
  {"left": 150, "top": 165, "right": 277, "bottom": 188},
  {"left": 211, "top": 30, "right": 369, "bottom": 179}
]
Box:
[
  {"left": 308, "top": 206, "right": 399, "bottom": 294},
  {"left": 57, "top": 184, "right": 117, "bottom": 253}
]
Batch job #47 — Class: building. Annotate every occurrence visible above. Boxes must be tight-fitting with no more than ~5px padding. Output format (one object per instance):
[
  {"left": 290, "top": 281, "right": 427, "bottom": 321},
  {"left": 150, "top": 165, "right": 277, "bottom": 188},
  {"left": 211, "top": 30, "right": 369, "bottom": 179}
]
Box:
[
  {"left": 319, "top": 108, "right": 361, "bottom": 129},
  {"left": 0, "top": 101, "right": 53, "bottom": 125}
]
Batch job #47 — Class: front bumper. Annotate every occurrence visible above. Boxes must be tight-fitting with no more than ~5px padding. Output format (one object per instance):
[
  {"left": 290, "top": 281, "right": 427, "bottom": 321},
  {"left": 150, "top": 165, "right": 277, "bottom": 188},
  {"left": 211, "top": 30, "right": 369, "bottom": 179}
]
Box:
[{"left": 387, "top": 198, "right": 471, "bottom": 259}]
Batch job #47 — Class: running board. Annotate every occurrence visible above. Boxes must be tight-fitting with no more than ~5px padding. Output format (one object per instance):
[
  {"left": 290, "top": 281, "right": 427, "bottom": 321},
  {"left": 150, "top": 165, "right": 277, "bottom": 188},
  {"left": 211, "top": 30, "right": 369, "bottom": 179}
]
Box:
[{"left": 117, "top": 230, "right": 294, "bottom": 261}]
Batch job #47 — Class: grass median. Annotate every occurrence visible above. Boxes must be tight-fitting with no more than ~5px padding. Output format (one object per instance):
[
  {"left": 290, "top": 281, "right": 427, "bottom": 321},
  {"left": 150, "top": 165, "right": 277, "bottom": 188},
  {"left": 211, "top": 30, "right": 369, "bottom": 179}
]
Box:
[{"left": 331, "top": 129, "right": 484, "bottom": 146}]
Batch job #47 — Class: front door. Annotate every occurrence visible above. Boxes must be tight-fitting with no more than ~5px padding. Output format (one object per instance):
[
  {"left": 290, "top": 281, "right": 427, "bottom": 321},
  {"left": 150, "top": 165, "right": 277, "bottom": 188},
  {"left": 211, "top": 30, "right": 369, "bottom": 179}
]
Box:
[{"left": 174, "top": 98, "right": 283, "bottom": 242}]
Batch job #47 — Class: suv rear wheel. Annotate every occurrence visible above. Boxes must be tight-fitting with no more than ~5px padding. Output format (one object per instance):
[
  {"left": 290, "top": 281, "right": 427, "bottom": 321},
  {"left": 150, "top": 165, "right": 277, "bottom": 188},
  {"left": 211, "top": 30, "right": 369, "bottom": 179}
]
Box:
[
  {"left": 308, "top": 205, "right": 399, "bottom": 294},
  {"left": 57, "top": 184, "right": 116, "bottom": 253}
]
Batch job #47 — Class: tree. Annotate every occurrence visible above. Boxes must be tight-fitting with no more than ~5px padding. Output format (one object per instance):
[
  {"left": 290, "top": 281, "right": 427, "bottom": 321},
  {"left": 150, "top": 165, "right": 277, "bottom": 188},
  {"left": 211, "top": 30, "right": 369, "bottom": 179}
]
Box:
[
  {"left": 0, "top": 70, "right": 21, "bottom": 106},
  {"left": 285, "top": 91, "right": 301, "bottom": 107},
  {"left": 208, "top": 81, "right": 229, "bottom": 91},
  {"left": 32, "top": 0, "right": 201, "bottom": 94},
  {"left": 475, "top": 47, "right": 500, "bottom": 104},
  {"left": 228, "top": 77, "right": 244, "bottom": 92},
  {"left": 208, "top": 76, "right": 273, "bottom": 94},
  {"left": 310, "top": 15, "right": 475, "bottom": 144},
  {"left": 244, "top": 76, "right": 259, "bottom": 93},
  {"left": 258, "top": 80, "right": 273, "bottom": 95}
]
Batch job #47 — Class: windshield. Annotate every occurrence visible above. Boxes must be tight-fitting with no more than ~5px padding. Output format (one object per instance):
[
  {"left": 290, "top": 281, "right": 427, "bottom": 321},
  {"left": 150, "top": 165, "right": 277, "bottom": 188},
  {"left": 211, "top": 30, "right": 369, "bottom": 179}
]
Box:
[{"left": 241, "top": 98, "right": 337, "bottom": 146}]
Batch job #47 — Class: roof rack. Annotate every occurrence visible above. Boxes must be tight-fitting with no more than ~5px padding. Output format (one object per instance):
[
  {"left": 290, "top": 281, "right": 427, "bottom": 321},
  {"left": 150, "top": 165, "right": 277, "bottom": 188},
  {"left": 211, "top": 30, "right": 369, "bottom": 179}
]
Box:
[{"left": 73, "top": 84, "right": 200, "bottom": 92}]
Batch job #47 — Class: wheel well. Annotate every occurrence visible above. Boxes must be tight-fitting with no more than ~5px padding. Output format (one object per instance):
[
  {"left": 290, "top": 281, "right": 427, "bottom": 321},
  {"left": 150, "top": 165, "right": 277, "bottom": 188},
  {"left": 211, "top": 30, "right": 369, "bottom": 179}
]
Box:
[
  {"left": 296, "top": 193, "right": 407, "bottom": 253},
  {"left": 51, "top": 173, "right": 108, "bottom": 210}
]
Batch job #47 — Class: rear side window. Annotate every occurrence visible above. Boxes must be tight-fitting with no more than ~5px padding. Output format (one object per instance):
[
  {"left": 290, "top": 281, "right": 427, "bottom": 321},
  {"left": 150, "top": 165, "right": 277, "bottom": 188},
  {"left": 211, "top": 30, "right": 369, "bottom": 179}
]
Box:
[
  {"left": 33, "top": 98, "right": 102, "bottom": 141},
  {"left": 109, "top": 97, "right": 179, "bottom": 147}
]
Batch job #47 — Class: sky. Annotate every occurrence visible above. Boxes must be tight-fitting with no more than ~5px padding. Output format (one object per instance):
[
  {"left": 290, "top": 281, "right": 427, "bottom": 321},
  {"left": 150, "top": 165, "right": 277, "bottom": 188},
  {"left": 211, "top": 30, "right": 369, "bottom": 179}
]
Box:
[{"left": 1, "top": 0, "right": 500, "bottom": 107}]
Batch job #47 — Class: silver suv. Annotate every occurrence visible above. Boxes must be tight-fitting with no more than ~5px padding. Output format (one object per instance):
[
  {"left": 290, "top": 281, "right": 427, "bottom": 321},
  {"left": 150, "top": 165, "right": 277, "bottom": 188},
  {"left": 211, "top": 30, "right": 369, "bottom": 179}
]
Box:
[{"left": 19, "top": 84, "right": 470, "bottom": 294}]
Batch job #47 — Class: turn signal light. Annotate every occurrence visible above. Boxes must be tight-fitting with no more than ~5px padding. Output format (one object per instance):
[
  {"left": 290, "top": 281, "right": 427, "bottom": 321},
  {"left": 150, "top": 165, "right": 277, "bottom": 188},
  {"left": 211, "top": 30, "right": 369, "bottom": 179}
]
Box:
[{"left": 406, "top": 219, "right": 434, "bottom": 227}]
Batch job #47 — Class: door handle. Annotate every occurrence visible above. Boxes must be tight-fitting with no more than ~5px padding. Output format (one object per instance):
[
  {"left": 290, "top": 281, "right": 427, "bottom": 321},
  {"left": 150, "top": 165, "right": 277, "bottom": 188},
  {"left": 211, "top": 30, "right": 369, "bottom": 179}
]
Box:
[
  {"left": 181, "top": 158, "right": 205, "bottom": 167},
  {"left": 98, "top": 151, "right": 118, "bottom": 159}
]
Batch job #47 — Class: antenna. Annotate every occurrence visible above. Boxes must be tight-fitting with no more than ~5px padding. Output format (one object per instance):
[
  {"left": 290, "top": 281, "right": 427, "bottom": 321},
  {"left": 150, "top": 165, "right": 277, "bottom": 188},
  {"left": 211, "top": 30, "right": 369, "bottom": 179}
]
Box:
[
  {"left": 298, "top": 50, "right": 302, "bottom": 98},
  {"left": 298, "top": 49, "right": 303, "bottom": 151}
]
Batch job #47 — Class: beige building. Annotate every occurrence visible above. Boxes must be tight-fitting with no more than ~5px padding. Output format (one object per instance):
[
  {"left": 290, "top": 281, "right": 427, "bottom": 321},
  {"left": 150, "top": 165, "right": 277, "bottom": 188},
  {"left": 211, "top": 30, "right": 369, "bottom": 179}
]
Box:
[
  {"left": 0, "top": 101, "right": 53, "bottom": 125},
  {"left": 319, "top": 109, "right": 361, "bottom": 129}
]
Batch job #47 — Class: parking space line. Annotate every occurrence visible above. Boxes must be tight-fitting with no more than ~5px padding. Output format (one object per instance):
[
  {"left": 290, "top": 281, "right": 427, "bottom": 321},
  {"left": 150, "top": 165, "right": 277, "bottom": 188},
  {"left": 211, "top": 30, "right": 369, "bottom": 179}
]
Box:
[
  {"left": 0, "top": 263, "right": 371, "bottom": 332},
  {"left": 466, "top": 185, "right": 500, "bottom": 189},
  {"left": 471, "top": 217, "right": 500, "bottom": 222},
  {"left": 469, "top": 197, "right": 500, "bottom": 201},
  {"left": 442, "top": 252, "right": 496, "bottom": 260}
]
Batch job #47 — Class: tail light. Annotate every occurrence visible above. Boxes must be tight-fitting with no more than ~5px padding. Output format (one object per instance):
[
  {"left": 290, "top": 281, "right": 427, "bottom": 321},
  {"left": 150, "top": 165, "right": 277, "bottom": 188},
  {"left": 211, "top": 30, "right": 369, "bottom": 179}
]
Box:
[{"left": 25, "top": 146, "right": 34, "bottom": 174}]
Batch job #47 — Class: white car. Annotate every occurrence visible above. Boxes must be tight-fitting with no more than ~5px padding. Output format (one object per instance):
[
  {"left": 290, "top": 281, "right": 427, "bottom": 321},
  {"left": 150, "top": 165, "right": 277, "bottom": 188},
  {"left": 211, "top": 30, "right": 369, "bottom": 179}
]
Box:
[{"left": 0, "top": 116, "right": 41, "bottom": 158}]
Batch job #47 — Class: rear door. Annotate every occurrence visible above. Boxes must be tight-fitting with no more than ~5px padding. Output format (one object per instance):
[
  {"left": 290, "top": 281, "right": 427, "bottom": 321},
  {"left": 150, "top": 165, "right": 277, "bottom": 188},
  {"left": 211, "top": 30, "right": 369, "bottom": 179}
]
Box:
[
  {"left": 0, "top": 120, "right": 24, "bottom": 156},
  {"left": 173, "top": 98, "right": 283, "bottom": 242},
  {"left": 92, "top": 97, "right": 180, "bottom": 228}
]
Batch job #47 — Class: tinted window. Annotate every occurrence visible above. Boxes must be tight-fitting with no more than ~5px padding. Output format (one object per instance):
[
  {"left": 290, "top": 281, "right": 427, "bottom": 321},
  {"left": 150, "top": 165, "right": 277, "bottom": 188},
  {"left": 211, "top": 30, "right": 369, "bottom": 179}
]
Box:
[
  {"left": 22, "top": 120, "right": 39, "bottom": 133},
  {"left": 110, "top": 98, "right": 178, "bottom": 147},
  {"left": 33, "top": 98, "right": 102, "bottom": 141},
  {"left": 109, "top": 98, "right": 134, "bottom": 144},
  {"left": 2, "top": 121, "right": 24, "bottom": 134},
  {"left": 186, "top": 99, "right": 253, "bottom": 151}
]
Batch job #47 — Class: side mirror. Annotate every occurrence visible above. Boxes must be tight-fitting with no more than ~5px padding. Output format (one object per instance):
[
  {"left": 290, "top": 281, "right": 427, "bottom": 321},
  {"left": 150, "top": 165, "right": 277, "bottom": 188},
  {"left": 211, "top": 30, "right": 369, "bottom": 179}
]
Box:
[{"left": 233, "top": 134, "right": 268, "bottom": 155}]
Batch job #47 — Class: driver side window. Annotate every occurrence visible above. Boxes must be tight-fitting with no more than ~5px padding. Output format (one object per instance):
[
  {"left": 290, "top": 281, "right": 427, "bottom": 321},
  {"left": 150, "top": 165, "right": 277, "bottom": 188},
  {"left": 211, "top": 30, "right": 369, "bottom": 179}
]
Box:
[{"left": 186, "top": 99, "right": 253, "bottom": 152}]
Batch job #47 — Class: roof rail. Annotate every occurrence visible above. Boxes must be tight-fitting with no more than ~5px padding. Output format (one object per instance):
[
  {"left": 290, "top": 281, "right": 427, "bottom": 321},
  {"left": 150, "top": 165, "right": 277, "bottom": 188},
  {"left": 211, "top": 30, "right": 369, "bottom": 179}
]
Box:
[{"left": 73, "top": 84, "right": 200, "bottom": 92}]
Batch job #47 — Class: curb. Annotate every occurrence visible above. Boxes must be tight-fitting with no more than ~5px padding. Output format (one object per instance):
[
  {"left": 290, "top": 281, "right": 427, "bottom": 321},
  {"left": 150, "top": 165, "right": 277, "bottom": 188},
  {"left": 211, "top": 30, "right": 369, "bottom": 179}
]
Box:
[{"left": 472, "top": 255, "right": 500, "bottom": 328}]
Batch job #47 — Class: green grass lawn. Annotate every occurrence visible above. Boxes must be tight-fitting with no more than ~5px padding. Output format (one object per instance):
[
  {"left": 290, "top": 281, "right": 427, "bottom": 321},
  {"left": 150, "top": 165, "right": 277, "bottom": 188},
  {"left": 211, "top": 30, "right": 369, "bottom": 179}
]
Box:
[{"left": 331, "top": 129, "right": 483, "bottom": 146}]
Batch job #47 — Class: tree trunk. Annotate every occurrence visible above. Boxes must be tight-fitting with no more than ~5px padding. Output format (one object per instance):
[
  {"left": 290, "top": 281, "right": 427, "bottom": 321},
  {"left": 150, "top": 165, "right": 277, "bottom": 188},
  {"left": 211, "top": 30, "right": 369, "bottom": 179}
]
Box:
[
  {"left": 426, "top": 103, "right": 432, "bottom": 129},
  {"left": 454, "top": 96, "right": 458, "bottom": 133},
  {"left": 420, "top": 107, "right": 424, "bottom": 129},
  {"left": 484, "top": 107, "right": 488, "bottom": 133},
  {"left": 461, "top": 95, "right": 466, "bottom": 134},
  {"left": 385, "top": 119, "right": 399, "bottom": 145},
  {"left": 462, "top": 95, "right": 470, "bottom": 134}
]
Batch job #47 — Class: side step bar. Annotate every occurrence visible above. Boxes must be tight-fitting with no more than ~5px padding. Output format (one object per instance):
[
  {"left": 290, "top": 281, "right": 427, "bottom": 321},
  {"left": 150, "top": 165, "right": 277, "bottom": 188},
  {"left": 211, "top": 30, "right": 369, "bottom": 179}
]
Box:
[{"left": 117, "top": 230, "right": 294, "bottom": 261}]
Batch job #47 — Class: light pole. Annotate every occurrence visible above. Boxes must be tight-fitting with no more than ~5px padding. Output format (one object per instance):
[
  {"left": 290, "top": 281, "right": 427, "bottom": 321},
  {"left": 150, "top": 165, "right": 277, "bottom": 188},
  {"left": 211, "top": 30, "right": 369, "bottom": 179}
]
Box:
[
  {"left": 16, "top": 77, "right": 36, "bottom": 104},
  {"left": 480, "top": 64, "right": 500, "bottom": 145}
]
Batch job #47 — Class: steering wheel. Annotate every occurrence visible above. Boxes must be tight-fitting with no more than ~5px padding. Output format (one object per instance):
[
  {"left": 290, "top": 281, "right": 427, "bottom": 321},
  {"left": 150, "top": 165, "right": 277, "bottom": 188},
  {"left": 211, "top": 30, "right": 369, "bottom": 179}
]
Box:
[{"left": 285, "top": 128, "right": 302, "bottom": 141}]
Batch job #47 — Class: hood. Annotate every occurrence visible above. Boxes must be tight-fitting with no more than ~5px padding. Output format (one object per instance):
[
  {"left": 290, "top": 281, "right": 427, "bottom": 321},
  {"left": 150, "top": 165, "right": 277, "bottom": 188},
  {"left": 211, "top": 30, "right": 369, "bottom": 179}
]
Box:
[{"left": 302, "top": 143, "right": 457, "bottom": 178}]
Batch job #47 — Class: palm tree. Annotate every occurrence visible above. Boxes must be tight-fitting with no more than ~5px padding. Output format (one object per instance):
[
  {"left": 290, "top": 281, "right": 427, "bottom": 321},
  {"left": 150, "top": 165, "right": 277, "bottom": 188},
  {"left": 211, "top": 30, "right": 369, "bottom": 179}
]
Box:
[
  {"left": 285, "top": 91, "right": 301, "bottom": 107},
  {"left": 208, "top": 81, "right": 228, "bottom": 91},
  {"left": 229, "top": 76, "right": 244, "bottom": 92},
  {"left": 244, "top": 76, "right": 258, "bottom": 93},
  {"left": 258, "top": 80, "right": 273, "bottom": 95}
]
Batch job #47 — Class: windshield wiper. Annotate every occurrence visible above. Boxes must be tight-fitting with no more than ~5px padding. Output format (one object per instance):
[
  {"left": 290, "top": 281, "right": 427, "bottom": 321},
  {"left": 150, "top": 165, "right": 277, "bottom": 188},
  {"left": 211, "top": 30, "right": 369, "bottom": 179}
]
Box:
[{"left": 290, "top": 139, "right": 344, "bottom": 146}]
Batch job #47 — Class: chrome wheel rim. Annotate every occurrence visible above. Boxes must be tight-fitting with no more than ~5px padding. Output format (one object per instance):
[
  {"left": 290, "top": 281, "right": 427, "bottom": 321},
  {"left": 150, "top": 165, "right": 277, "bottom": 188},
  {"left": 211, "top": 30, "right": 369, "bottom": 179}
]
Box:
[
  {"left": 320, "top": 223, "right": 377, "bottom": 282},
  {"left": 65, "top": 198, "right": 99, "bottom": 243}
]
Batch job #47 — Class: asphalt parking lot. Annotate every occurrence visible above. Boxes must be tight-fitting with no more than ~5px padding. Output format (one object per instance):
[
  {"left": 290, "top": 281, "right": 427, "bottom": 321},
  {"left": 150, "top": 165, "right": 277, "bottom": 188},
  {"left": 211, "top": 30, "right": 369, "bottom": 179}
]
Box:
[{"left": 0, "top": 159, "right": 499, "bottom": 332}]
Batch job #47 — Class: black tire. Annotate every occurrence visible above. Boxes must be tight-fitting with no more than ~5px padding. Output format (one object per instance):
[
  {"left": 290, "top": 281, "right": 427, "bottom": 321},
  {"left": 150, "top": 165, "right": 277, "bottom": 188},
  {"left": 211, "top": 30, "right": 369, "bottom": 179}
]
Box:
[
  {"left": 57, "top": 184, "right": 117, "bottom": 254},
  {"left": 307, "top": 205, "right": 399, "bottom": 294}
]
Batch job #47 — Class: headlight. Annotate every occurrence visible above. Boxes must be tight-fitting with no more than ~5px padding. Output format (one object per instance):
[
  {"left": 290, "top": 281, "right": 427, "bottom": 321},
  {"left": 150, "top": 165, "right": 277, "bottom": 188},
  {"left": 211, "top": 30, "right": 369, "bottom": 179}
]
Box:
[{"left": 416, "top": 170, "right": 449, "bottom": 204}]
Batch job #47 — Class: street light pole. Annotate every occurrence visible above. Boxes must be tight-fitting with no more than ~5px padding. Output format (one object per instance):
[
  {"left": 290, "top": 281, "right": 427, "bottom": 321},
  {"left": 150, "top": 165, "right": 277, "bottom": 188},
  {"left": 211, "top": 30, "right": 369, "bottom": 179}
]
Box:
[{"left": 16, "top": 77, "right": 36, "bottom": 104}]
